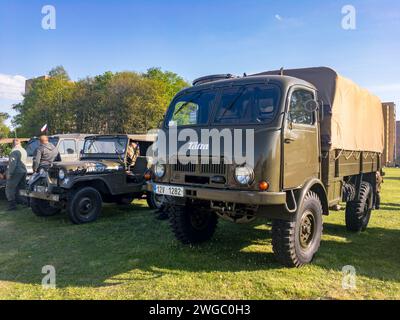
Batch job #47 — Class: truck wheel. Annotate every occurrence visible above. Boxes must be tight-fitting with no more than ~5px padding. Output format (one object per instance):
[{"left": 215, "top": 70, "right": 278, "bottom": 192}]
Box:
[
  {"left": 146, "top": 192, "right": 164, "bottom": 210},
  {"left": 168, "top": 204, "right": 218, "bottom": 244},
  {"left": 272, "top": 191, "right": 323, "bottom": 267},
  {"left": 345, "top": 182, "right": 372, "bottom": 232},
  {"left": 31, "top": 198, "right": 61, "bottom": 217},
  {"left": 67, "top": 187, "right": 102, "bottom": 224}
]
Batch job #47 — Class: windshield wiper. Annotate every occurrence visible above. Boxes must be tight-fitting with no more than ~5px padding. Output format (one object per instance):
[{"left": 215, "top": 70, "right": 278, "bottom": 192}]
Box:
[
  {"left": 216, "top": 87, "right": 246, "bottom": 122},
  {"left": 173, "top": 92, "right": 203, "bottom": 117}
]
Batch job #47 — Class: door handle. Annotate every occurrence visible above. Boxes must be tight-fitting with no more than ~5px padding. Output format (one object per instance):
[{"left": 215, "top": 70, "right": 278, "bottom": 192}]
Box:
[{"left": 284, "top": 137, "right": 295, "bottom": 144}]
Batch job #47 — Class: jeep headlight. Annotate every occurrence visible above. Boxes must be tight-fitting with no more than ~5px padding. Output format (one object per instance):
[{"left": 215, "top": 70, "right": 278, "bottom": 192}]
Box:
[
  {"left": 154, "top": 164, "right": 166, "bottom": 178},
  {"left": 58, "top": 169, "right": 65, "bottom": 180},
  {"left": 234, "top": 165, "right": 254, "bottom": 185}
]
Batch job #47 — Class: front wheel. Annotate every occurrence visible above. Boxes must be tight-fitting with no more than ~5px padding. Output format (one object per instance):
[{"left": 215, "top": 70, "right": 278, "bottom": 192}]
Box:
[
  {"left": 31, "top": 198, "right": 61, "bottom": 217},
  {"left": 168, "top": 204, "right": 218, "bottom": 244},
  {"left": 272, "top": 191, "right": 323, "bottom": 267},
  {"left": 67, "top": 187, "right": 102, "bottom": 224}
]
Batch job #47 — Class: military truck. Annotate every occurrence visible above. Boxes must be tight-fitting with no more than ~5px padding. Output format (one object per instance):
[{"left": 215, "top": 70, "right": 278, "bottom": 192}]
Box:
[
  {"left": 21, "top": 134, "right": 160, "bottom": 224},
  {"left": 150, "top": 67, "right": 384, "bottom": 267}
]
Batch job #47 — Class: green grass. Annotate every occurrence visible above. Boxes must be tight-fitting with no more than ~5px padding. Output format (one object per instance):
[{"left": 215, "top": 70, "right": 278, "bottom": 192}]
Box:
[{"left": 1, "top": 169, "right": 400, "bottom": 300}]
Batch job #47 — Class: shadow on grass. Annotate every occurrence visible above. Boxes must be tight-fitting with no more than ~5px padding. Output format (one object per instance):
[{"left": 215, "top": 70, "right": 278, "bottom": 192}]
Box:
[{"left": 0, "top": 202, "right": 399, "bottom": 289}]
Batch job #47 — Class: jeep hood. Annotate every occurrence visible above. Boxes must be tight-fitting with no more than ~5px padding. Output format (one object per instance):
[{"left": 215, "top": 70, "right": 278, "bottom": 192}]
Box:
[{"left": 52, "top": 160, "right": 123, "bottom": 172}]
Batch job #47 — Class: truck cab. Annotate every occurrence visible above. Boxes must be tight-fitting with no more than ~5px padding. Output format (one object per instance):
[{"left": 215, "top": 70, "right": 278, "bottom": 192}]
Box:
[{"left": 151, "top": 68, "right": 383, "bottom": 267}]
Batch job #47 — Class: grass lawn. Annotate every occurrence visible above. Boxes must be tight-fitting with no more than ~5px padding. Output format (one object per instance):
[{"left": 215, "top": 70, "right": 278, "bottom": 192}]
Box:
[{"left": 0, "top": 169, "right": 399, "bottom": 300}]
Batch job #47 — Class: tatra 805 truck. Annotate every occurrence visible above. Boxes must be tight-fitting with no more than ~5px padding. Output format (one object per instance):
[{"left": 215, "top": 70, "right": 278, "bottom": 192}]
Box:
[{"left": 150, "top": 67, "right": 384, "bottom": 267}]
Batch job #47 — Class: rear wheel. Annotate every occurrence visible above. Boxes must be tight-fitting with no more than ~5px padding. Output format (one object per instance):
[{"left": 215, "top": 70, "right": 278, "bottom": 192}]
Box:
[
  {"left": 168, "top": 204, "right": 218, "bottom": 244},
  {"left": 345, "top": 182, "right": 372, "bottom": 232},
  {"left": 67, "top": 187, "right": 102, "bottom": 224},
  {"left": 272, "top": 191, "right": 323, "bottom": 267},
  {"left": 31, "top": 198, "right": 61, "bottom": 217}
]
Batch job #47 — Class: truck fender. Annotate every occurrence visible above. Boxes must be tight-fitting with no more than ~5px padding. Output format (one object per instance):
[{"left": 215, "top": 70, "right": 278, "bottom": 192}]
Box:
[
  {"left": 68, "top": 177, "right": 112, "bottom": 195},
  {"left": 296, "top": 178, "right": 329, "bottom": 216}
]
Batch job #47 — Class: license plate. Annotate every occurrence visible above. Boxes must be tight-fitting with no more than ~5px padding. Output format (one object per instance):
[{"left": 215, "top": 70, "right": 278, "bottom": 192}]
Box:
[
  {"left": 154, "top": 184, "right": 184, "bottom": 197},
  {"left": 35, "top": 186, "right": 47, "bottom": 193}
]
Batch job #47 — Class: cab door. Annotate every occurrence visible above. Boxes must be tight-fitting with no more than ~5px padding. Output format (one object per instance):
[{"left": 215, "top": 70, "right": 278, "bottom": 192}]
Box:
[{"left": 283, "top": 87, "right": 319, "bottom": 189}]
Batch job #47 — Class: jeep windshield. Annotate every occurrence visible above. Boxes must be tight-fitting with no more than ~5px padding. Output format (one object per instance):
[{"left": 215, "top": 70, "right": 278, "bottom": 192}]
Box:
[
  {"left": 165, "top": 84, "right": 280, "bottom": 127},
  {"left": 26, "top": 137, "right": 60, "bottom": 157},
  {"left": 82, "top": 137, "right": 127, "bottom": 160}
]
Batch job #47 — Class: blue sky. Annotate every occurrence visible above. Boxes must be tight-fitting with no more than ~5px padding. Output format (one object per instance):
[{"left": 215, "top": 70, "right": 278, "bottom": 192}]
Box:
[{"left": 1, "top": 0, "right": 399, "bottom": 124}]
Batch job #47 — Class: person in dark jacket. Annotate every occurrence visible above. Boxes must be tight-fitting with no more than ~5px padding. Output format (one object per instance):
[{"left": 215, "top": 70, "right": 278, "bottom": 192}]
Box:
[
  {"left": 6, "top": 139, "right": 27, "bottom": 211},
  {"left": 32, "top": 135, "right": 61, "bottom": 172}
]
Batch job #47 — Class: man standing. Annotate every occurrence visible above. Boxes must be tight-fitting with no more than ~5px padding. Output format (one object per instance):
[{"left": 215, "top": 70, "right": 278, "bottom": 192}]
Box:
[
  {"left": 32, "top": 135, "right": 61, "bottom": 172},
  {"left": 6, "top": 139, "right": 27, "bottom": 211}
]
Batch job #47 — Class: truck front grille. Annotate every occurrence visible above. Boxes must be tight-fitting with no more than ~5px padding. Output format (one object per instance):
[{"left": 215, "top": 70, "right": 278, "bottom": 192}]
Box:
[{"left": 172, "top": 158, "right": 228, "bottom": 176}]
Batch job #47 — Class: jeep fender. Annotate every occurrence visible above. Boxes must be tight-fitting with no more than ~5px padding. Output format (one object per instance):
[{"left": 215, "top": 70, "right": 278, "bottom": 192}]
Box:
[
  {"left": 296, "top": 178, "right": 329, "bottom": 216},
  {"left": 65, "top": 176, "right": 113, "bottom": 195}
]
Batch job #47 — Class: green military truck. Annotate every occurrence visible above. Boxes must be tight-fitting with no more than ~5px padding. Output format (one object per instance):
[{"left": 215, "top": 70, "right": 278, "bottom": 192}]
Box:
[{"left": 150, "top": 67, "right": 384, "bottom": 267}]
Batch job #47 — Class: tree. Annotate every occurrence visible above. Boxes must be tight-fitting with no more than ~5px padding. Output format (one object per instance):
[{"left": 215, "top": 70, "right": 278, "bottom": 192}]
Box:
[
  {"left": 0, "top": 112, "right": 10, "bottom": 138},
  {"left": 48, "top": 65, "right": 70, "bottom": 81}
]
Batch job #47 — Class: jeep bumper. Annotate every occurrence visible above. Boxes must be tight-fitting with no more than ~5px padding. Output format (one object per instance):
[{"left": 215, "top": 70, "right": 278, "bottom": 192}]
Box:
[
  {"left": 148, "top": 183, "right": 286, "bottom": 206},
  {"left": 20, "top": 189, "right": 60, "bottom": 202}
]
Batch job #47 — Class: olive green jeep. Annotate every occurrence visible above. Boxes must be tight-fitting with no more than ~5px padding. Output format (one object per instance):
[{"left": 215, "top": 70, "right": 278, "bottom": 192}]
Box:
[{"left": 21, "top": 134, "right": 161, "bottom": 224}]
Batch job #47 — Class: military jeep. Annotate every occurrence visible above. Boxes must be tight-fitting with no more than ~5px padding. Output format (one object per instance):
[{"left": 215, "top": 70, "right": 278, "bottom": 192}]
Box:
[{"left": 22, "top": 134, "right": 159, "bottom": 224}]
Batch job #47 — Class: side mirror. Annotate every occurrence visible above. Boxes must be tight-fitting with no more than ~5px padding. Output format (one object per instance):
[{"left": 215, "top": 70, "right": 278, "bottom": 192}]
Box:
[
  {"left": 66, "top": 148, "right": 74, "bottom": 155},
  {"left": 305, "top": 100, "right": 319, "bottom": 113}
]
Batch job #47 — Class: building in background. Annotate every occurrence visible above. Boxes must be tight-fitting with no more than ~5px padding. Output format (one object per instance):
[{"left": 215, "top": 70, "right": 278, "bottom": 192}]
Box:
[
  {"left": 25, "top": 75, "right": 50, "bottom": 94},
  {"left": 382, "top": 102, "right": 397, "bottom": 167}
]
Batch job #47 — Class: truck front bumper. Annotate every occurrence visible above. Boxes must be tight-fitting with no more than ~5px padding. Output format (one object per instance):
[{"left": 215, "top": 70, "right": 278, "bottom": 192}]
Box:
[
  {"left": 20, "top": 189, "right": 60, "bottom": 202},
  {"left": 147, "top": 183, "right": 286, "bottom": 206}
]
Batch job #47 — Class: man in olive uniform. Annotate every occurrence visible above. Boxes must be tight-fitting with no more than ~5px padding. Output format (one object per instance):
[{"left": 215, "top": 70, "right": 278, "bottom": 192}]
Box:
[{"left": 6, "top": 139, "right": 27, "bottom": 211}]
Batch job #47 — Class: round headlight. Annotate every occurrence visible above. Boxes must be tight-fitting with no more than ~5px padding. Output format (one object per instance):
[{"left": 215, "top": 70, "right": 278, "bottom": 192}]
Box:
[
  {"left": 234, "top": 166, "right": 254, "bottom": 185},
  {"left": 59, "top": 169, "right": 65, "bottom": 180},
  {"left": 154, "top": 164, "right": 166, "bottom": 178}
]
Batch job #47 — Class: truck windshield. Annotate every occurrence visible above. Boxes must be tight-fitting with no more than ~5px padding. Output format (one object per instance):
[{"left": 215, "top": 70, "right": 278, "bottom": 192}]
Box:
[
  {"left": 165, "top": 84, "right": 280, "bottom": 127},
  {"left": 83, "top": 137, "right": 127, "bottom": 155},
  {"left": 26, "top": 137, "right": 60, "bottom": 157}
]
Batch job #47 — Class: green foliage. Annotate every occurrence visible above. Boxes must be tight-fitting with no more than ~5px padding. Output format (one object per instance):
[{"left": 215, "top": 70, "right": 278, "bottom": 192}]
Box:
[
  {"left": 0, "top": 113, "right": 10, "bottom": 139},
  {"left": 13, "top": 67, "right": 190, "bottom": 136}
]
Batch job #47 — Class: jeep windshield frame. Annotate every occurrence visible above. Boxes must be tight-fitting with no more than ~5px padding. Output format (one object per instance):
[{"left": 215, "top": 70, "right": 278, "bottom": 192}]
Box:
[
  {"left": 81, "top": 136, "right": 128, "bottom": 161},
  {"left": 164, "top": 81, "right": 282, "bottom": 128}
]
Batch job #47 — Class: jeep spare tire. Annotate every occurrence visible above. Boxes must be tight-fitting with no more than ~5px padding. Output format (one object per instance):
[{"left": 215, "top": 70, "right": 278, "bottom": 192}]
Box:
[{"left": 67, "top": 187, "right": 102, "bottom": 224}]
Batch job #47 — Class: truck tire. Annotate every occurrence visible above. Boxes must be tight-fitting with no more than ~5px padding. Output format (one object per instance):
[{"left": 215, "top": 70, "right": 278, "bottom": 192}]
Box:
[
  {"left": 146, "top": 192, "right": 164, "bottom": 210},
  {"left": 272, "top": 191, "right": 323, "bottom": 267},
  {"left": 67, "top": 187, "right": 102, "bottom": 224},
  {"left": 168, "top": 204, "right": 218, "bottom": 244},
  {"left": 31, "top": 198, "right": 61, "bottom": 217},
  {"left": 345, "top": 182, "right": 372, "bottom": 232}
]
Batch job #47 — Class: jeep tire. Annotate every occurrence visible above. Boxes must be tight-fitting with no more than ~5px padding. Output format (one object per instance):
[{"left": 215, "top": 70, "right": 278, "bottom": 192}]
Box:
[
  {"left": 31, "top": 198, "right": 61, "bottom": 217},
  {"left": 272, "top": 191, "right": 323, "bottom": 267},
  {"left": 168, "top": 204, "right": 218, "bottom": 244},
  {"left": 67, "top": 187, "right": 102, "bottom": 224},
  {"left": 146, "top": 192, "right": 164, "bottom": 210},
  {"left": 345, "top": 182, "right": 372, "bottom": 232}
]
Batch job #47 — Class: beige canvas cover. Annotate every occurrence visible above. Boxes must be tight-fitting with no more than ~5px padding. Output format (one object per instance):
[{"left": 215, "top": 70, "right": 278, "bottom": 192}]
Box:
[{"left": 256, "top": 67, "right": 384, "bottom": 153}]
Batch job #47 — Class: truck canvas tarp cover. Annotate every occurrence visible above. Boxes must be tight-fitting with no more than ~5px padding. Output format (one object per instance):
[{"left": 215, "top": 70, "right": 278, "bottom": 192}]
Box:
[{"left": 256, "top": 67, "right": 384, "bottom": 153}]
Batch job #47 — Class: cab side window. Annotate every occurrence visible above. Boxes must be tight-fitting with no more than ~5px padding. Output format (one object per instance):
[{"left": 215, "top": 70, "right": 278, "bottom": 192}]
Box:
[
  {"left": 288, "top": 89, "right": 315, "bottom": 125},
  {"left": 59, "top": 140, "right": 77, "bottom": 155}
]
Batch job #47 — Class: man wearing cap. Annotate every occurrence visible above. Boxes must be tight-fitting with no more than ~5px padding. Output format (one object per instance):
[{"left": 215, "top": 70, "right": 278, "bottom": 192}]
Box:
[{"left": 5, "top": 139, "right": 27, "bottom": 211}]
